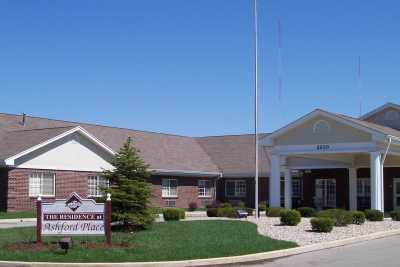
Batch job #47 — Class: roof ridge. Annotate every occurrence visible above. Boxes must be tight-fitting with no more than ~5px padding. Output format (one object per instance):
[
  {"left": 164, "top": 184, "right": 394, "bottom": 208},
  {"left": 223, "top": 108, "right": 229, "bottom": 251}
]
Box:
[
  {"left": 10, "top": 126, "right": 76, "bottom": 133},
  {"left": 0, "top": 112, "right": 193, "bottom": 138},
  {"left": 196, "top": 133, "right": 270, "bottom": 139}
]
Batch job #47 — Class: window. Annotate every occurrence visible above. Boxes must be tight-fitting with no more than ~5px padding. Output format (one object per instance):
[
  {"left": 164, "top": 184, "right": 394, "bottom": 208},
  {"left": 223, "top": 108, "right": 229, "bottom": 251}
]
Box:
[
  {"left": 162, "top": 179, "right": 178, "bottom": 198},
  {"left": 225, "top": 180, "right": 246, "bottom": 197},
  {"left": 313, "top": 120, "right": 331, "bottom": 134},
  {"left": 292, "top": 179, "right": 302, "bottom": 198},
  {"left": 88, "top": 176, "right": 109, "bottom": 197},
  {"left": 164, "top": 199, "right": 176, "bottom": 207},
  {"left": 198, "top": 180, "right": 213, "bottom": 198},
  {"left": 357, "top": 178, "right": 370, "bottom": 197},
  {"left": 29, "top": 172, "right": 55, "bottom": 197}
]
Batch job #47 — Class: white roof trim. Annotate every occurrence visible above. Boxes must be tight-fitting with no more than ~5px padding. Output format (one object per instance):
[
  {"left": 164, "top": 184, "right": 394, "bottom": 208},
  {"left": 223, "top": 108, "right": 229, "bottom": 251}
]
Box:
[
  {"left": 262, "top": 109, "right": 387, "bottom": 146},
  {"left": 152, "top": 168, "right": 222, "bottom": 177},
  {"left": 5, "top": 126, "right": 115, "bottom": 166},
  {"left": 360, "top": 103, "right": 400, "bottom": 120}
]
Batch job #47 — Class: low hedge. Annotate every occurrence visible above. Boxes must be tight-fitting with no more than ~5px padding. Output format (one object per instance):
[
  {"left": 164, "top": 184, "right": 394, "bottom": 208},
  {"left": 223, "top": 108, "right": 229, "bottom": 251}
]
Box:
[
  {"left": 364, "top": 209, "right": 384, "bottom": 221},
  {"left": 245, "top": 207, "right": 253, "bottom": 216},
  {"left": 266, "top": 207, "right": 288, "bottom": 217},
  {"left": 219, "top": 203, "right": 233, "bottom": 209},
  {"left": 280, "top": 209, "right": 301, "bottom": 226},
  {"left": 259, "top": 201, "right": 268, "bottom": 211},
  {"left": 206, "top": 208, "right": 218, "bottom": 217},
  {"left": 351, "top": 211, "right": 366, "bottom": 225},
  {"left": 163, "top": 208, "right": 185, "bottom": 221},
  {"left": 297, "top": 207, "right": 316, "bottom": 218},
  {"left": 311, "top": 217, "right": 334, "bottom": 232},
  {"left": 390, "top": 210, "right": 400, "bottom": 221},
  {"left": 216, "top": 207, "right": 238, "bottom": 218},
  {"left": 317, "top": 209, "right": 352, "bottom": 226}
]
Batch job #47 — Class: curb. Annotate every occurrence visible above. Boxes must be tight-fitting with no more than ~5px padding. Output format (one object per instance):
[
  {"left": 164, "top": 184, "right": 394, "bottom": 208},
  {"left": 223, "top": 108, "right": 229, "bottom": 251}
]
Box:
[
  {"left": 0, "top": 228, "right": 399, "bottom": 267},
  {"left": 0, "top": 218, "right": 36, "bottom": 224}
]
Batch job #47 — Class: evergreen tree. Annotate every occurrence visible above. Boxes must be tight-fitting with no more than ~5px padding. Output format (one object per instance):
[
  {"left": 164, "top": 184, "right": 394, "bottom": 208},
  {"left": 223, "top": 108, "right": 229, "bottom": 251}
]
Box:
[{"left": 103, "top": 137, "right": 155, "bottom": 229}]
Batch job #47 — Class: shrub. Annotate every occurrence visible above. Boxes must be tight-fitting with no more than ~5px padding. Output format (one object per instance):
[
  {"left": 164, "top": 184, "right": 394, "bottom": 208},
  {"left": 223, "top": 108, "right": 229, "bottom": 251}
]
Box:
[
  {"left": 266, "top": 207, "right": 287, "bottom": 217},
  {"left": 351, "top": 211, "right": 366, "bottom": 225},
  {"left": 245, "top": 207, "right": 253, "bottom": 216},
  {"left": 235, "top": 201, "right": 245, "bottom": 208},
  {"left": 280, "top": 209, "right": 301, "bottom": 226},
  {"left": 217, "top": 207, "right": 238, "bottom": 218},
  {"left": 163, "top": 208, "right": 185, "bottom": 221},
  {"left": 206, "top": 208, "right": 218, "bottom": 217},
  {"left": 297, "top": 207, "right": 316, "bottom": 218},
  {"left": 219, "top": 202, "right": 233, "bottom": 209},
  {"left": 259, "top": 201, "right": 267, "bottom": 211},
  {"left": 188, "top": 202, "right": 198, "bottom": 211},
  {"left": 206, "top": 201, "right": 219, "bottom": 209},
  {"left": 311, "top": 217, "right": 334, "bottom": 232},
  {"left": 390, "top": 210, "right": 400, "bottom": 221},
  {"left": 364, "top": 209, "right": 384, "bottom": 221},
  {"left": 317, "top": 209, "right": 352, "bottom": 226}
]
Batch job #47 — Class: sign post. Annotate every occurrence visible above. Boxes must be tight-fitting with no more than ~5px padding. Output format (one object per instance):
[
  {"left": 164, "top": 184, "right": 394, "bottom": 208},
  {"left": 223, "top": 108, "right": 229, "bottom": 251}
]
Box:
[
  {"left": 105, "top": 193, "right": 112, "bottom": 245},
  {"left": 37, "top": 192, "right": 111, "bottom": 245},
  {"left": 36, "top": 195, "right": 42, "bottom": 244}
]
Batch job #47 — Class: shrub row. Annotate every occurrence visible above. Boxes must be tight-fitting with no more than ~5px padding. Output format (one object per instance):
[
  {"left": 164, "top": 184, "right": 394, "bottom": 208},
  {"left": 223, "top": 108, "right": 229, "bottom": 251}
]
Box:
[
  {"left": 206, "top": 202, "right": 254, "bottom": 218},
  {"left": 163, "top": 208, "right": 185, "bottom": 221}
]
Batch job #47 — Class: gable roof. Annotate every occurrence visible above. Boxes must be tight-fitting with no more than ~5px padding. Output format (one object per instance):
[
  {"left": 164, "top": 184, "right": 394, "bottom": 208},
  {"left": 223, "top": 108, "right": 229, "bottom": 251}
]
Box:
[
  {"left": 360, "top": 102, "right": 400, "bottom": 120},
  {"left": 196, "top": 134, "right": 270, "bottom": 177},
  {"left": 0, "top": 113, "right": 220, "bottom": 175},
  {"left": 263, "top": 108, "right": 400, "bottom": 145}
]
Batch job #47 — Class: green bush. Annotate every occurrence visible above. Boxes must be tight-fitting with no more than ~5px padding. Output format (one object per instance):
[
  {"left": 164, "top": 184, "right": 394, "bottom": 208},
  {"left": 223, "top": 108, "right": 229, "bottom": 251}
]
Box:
[
  {"left": 280, "top": 209, "right": 301, "bottom": 226},
  {"left": 297, "top": 207, "right": 316, "bottom": 218},
  {"left": 351, "top": 211, "right": 366, "bottom": 225},
  {"left": 245, "top": 207, "right": 253, "bottom": 216},
  {"left": 317, "top": 209, "right": 352, "bottom": 226},
  {"left": 390, "top": 210, "right": 400, "bottom": 221},
  {"left": 217, "top": 207, "right": 238, "bottom": 218},
  {"left": 235, "top": 201, "right": 245, "bottom": 208},
  {"left": 163, "top": 208, "right": 185, "bottom": 221},
  {"left": 266, "top": 207, "right": 287, "bottom": 217},
  {"left": 206, "top": 208, "right": 218, "bottom": 217},
  {"left": 259, "top": 201, "right": 267, "bottom": 211},
  {"left": 311, "top": 217, "right": 334, "bottom": 233},
  {"left": 219, "top": 202, "right": 233, "bottom": 209},
  {"left": 364, "top": 209, "right": 384, "bottom": 221}
]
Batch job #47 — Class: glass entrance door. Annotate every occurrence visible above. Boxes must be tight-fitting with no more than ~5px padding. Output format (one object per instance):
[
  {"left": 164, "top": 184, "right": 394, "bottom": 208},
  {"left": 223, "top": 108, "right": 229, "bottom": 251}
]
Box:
[
  {"left": 393, "top": 178, "right": 400, "bottom": 210},
  {"left": 315, "top": 179, "right": 336, "bottom": 210}
]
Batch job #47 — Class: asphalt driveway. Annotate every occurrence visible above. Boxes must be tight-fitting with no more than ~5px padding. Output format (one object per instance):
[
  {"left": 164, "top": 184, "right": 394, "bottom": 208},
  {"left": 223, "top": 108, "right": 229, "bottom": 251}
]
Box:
[{"left": 250, "top": 234, "right": 400, "bottom": 267}]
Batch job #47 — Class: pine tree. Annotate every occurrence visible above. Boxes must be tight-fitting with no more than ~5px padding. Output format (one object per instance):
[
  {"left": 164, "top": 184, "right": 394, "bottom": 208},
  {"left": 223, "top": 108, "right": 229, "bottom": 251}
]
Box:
[{"left": 103, "top": 137, "right": 155, "bottom": 229}]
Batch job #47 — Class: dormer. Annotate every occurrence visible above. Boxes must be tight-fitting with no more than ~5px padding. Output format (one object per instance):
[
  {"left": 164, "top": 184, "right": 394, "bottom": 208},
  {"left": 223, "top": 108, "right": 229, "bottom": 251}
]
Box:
[{"left": 360, "top": 103, "right": 400, "bottom": 130}]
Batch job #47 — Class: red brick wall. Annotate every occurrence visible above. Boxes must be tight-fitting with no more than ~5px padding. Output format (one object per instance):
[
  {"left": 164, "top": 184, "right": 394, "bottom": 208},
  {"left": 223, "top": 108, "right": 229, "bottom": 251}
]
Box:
[
  {"left": 150, "top": 176, "right": 216, "bottom": 208},
  {"left": 6, "top": 168, "right": 99, "bottom": 212},
  {"left": 5, "top": 169, "right": 217, "bottom": 211}
]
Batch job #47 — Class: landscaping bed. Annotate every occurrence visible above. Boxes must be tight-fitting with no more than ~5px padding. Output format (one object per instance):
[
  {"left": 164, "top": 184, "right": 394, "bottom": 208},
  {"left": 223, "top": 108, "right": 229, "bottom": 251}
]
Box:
[
  {"left": 0, "top": 220, "right": 296, "bottom": 262},
  {"left": 250, "top": 216, "right": 400, "bottom": 246}
]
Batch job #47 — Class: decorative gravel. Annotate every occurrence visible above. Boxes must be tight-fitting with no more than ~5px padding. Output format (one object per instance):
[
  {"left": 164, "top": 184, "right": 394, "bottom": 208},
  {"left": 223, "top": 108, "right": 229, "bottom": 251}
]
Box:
[{"left": 248, "top": 217, "right": 400, "bottom": 246}]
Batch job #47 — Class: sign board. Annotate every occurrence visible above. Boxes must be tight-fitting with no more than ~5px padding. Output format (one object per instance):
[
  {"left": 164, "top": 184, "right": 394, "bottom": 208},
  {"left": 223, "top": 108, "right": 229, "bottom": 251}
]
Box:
[{"left": 41, "top": 192, "right": 105, "bottom": 236}]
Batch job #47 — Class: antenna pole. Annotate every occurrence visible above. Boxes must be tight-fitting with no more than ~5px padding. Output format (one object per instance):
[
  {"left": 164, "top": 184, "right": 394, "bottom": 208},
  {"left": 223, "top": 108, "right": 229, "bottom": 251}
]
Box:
[{"left": 254, "top": 0, "right": 259, "bottom": 219}]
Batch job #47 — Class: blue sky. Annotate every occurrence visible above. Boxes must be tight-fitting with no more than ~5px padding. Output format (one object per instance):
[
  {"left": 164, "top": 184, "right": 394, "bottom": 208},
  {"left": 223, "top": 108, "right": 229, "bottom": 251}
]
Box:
[{"left": 0, "top": 1, "right": 399, "bottom": 136}]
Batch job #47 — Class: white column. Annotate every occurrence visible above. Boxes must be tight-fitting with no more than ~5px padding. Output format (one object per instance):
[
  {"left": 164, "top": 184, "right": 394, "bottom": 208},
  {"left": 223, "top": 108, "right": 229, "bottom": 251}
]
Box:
[
  {"left": 269, "top": 154, "right": 281, "bottom": 207},
  {"left": 370, "top": 152, "right": 383, "bottom": 211},
  {"left": 284, "top": 167, "right": 292, "bottom": 209},
  {"left": 349, "top": 168, "right": 358, "bottom": 211}
]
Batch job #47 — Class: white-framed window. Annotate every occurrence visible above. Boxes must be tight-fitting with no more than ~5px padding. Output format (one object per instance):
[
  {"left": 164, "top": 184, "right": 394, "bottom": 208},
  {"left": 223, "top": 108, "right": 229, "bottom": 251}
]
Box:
[
  {"left": 198, "top": 180, "right": 213, "bottom": 198},
  {"left": 29, "top": 172, "right": 55, "bottom": 197},
  {"left": 313, "top": 120, "right": 331, "bottom": 134},
  {"left": 292, "top": 179, "right": 302, "bottom": 198},
  {"left": 88, "top": 175, "right": 109, "bottom": 197},
  {"left": 357, "top": 178, "right": 370, "bottom": 197},
  {"left": 162, "top": 179, "right": 178, "bottom": 198},
  {"left": 225, "top": 180, "right": 246, "bottom": 197}
]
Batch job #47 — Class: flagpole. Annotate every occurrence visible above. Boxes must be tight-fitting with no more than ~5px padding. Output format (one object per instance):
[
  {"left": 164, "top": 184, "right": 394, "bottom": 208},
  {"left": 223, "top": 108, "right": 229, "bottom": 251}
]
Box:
[{"left": 254, "top": 0, "right": 259, "bottom": 219}]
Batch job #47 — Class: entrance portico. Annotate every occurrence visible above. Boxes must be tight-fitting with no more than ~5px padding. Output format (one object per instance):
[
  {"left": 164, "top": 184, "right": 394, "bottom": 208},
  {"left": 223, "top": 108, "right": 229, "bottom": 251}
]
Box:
[{"left": 262, "top": 109, "right": 400, "bottom": 212}]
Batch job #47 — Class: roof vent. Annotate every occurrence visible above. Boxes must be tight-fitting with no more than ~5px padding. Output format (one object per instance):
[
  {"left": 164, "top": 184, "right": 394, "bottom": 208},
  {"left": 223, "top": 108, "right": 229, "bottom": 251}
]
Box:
[{"left": 21, "top": 113, "right": 26, "bottom": 126}]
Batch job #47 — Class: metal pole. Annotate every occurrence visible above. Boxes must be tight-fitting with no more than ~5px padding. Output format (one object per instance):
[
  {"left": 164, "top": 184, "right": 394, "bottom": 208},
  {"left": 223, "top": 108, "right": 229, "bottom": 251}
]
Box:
[
  {"left": 105, "top": 193, "right": 112, "bottom": 245},
  {"left": 36, "top": 195, "right": 42, "bottom": 244},
  {"left": 254, "top": 0, "right": 259, "bottom": 219}
]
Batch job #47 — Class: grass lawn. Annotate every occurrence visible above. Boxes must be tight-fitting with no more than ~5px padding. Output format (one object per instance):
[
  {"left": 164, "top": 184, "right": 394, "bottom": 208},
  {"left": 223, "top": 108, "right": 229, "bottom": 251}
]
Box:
[
  {"left": 0, "top": 210, "right": 36, "bottom": 219},
  {"left": 0, "top": 220, "right": 296, "bottom": 262}
]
